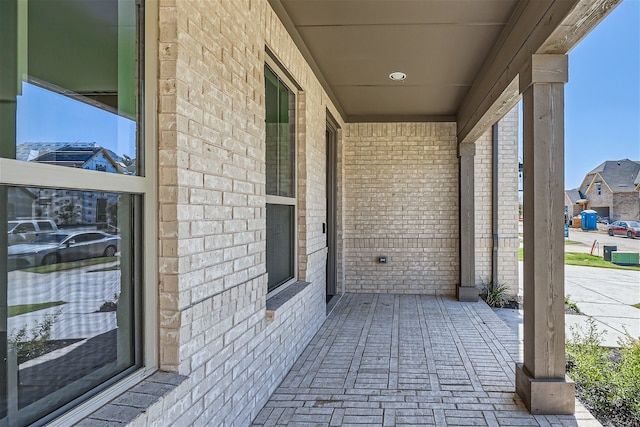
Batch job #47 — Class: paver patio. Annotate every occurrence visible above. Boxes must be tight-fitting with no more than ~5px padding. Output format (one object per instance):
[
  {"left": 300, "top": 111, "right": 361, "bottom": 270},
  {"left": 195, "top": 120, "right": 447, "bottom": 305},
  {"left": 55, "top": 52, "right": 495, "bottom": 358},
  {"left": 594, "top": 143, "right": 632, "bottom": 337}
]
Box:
[{"left": 252, "top": 293, "right": 600, "bottom": 427}]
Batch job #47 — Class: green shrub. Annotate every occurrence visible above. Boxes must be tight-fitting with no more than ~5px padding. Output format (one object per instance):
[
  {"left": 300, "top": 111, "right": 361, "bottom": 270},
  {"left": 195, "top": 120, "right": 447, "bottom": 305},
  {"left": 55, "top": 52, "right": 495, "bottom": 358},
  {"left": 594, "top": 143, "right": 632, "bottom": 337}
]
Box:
[
  {"left": 564, "top": 295, "right": 580, "bottom": 314},
  {"left": 8, "top": 311, "right": 60, "bottom": 364},
  {"left": 480, "top": 280, "right": 508, "bottom": 307},
  {"left": 566, "top": 319, "right": 613, "bottom": 411},
  {"left": 567, "top": 319, "right": 640, "bottom": 424},
  {"left": 614, "top": 334, "right": 640, "bottom": 418}
]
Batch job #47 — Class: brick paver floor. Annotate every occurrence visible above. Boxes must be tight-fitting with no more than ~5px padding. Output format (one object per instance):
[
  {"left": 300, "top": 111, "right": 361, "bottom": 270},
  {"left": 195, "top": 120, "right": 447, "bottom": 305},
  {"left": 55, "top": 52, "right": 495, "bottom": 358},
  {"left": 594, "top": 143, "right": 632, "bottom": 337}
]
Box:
[{"left": 252, "top": 294, "right": 600, "bottom": 427}]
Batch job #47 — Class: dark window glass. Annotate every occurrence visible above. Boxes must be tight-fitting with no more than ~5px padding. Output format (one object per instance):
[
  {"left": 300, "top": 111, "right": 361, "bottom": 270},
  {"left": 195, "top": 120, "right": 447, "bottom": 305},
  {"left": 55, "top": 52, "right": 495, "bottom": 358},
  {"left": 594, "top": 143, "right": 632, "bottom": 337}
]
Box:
[
  {"left": 266, "top": 204, "right": 295, "bottom": 291},
  {"left": 36, "top": 221, "right": 53, "bottom": 231},
  {"left": 265, "top": 65, "right": 296, "bottom": 292},
  {"left": 265, "top": 67, "right": 295, "bottom": 198},
  {"left": 1, "top": 185, "right": 138, "bottom": 426}
]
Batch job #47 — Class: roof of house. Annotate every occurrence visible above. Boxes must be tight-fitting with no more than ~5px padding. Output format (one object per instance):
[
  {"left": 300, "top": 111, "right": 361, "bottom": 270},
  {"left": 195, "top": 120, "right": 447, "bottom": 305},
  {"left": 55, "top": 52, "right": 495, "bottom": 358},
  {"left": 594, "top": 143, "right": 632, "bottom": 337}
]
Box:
[
  {"left": 30, "top": 144, "right": 122, "bottom": 172},
  {"left": 582, "top": 159, "right": 640, "bottom": 193},
  {"left": 565, "top": 188, "right": 584, "bottom": 204},
  {"left": 18, "top": 142, "right": 127, "bottom": 172},
  {"left": 32, "top": 145, "right": 100, "bottom": 166}
]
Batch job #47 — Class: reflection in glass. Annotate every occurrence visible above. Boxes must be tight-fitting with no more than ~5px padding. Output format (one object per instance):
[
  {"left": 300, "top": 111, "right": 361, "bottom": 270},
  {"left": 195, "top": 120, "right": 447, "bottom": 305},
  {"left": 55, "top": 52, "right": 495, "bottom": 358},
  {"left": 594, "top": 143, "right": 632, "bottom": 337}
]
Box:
[
  {"left": 1, "top": 185, "right": 137, "bottom": 426},
  {"left": 266, "top": 204, "right": 295, "bottom": 291},
  {"left": 265, "top": 67, "right": 295, "bottom": 197},
  {"left": 2, "top": 0, "right": 140, "bottom": 174}
]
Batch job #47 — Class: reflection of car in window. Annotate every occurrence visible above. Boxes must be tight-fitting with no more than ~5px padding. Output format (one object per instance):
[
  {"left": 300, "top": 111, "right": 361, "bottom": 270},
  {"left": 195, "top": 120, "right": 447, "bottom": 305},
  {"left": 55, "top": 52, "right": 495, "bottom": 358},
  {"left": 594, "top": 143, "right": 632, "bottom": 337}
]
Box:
[
  {"left": 7, "top": 219, "right": 58, "bottom": 245},
  {"left": 8, "top": 230, "right": 120, "bottom": 268}
]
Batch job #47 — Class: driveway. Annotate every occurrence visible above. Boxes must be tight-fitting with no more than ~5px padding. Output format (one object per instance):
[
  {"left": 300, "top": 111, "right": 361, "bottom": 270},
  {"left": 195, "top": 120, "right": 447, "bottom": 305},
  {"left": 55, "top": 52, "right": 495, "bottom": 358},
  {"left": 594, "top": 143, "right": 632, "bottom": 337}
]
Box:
[{"left": 494, "top": 261, "right": 640, "bottom": 348}]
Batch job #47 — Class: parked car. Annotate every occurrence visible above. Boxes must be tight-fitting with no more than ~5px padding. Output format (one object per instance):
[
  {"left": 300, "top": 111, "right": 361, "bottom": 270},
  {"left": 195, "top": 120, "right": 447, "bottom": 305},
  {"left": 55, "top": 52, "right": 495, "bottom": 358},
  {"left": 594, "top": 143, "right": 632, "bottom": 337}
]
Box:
[
  {"left": 7, "top": 219, "right": 58, "bottom": 245},
  {"left": 8, "top": 231, "right": 120, "bottom": 268},
  {"left": 607, "top": 221, "right": 640, "bottom": 239}
]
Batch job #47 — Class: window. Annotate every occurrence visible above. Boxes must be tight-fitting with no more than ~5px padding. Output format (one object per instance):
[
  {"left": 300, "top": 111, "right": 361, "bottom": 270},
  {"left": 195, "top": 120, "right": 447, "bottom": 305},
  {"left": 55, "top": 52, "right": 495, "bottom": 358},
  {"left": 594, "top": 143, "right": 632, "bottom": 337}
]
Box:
[
  {"left": 36, "top": 221, "right": 54, "bottom": 231},
  {"left": 1, "top": 1, "right": 148, "bottom": 425},
  {"left": 265, "top": 64, "right": 296, "bottom": 292}
]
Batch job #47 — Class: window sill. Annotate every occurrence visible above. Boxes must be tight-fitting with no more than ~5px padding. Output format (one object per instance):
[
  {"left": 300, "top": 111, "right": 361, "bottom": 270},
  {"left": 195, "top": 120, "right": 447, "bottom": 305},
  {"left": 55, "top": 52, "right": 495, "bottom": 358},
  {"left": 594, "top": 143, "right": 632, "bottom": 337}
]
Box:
[
  {"left": 266, "top": 280, "right": 311, "bottom": 321},
  {"left": 74, "top": 371, "right": 188, "bottom": 426}
]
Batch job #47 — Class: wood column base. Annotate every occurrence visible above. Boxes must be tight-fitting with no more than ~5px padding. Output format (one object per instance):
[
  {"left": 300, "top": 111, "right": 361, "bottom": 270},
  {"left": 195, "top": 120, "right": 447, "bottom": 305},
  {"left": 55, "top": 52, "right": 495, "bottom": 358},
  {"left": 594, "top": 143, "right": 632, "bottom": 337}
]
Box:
[
  {"left": 515, "top": 363, "right": 575, "bottom": 414},
  {"left": 457, "top": 285, "right": 479, "bottom": 302}
]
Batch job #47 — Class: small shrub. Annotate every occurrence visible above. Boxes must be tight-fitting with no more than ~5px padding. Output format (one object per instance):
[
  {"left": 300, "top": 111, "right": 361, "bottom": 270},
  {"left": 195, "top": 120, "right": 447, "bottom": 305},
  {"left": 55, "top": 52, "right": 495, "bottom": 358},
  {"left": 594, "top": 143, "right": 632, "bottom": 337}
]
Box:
[
  {"left": 98, "top": 293, "right": 119, "bottom": 312},
  {"left": 566, "top": 319, "right": 612, "bottom": 411},
  {"left": 480, "top": 280, "right": 508, "bottom": 307},
  {"left": 8, "top": 310, "right": 61, "bottom": 364},
  {"left": 613, "top": 334, "right": 640, "bottom": 418},
  {"left": 567, "top": 319, "right": 640, "bottom": 426},
  {"left": 564, "top": 295, "right": 581, "bottom": 314}
]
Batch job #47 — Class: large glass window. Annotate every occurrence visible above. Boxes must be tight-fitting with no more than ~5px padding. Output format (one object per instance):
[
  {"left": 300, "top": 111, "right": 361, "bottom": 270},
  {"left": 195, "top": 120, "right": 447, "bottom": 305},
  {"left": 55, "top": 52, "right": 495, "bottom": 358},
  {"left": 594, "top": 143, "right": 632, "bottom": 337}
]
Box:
[
  {"left": 265, "top": 65, "right": 296, "bottom": 292},
  {"left": 1, "top": 1, "right": 144, "bottom": 425},
  {"left": 2, "top": 186, "right": 138, "bottom": 426}
]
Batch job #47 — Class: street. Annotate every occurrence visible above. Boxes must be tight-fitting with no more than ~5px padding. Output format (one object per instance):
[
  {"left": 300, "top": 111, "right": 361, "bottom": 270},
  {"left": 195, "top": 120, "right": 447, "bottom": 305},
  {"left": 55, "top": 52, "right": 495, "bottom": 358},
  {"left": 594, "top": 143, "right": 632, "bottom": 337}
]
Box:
[{"left": 566, "top": 226, "right": 640, "bottom": 255}]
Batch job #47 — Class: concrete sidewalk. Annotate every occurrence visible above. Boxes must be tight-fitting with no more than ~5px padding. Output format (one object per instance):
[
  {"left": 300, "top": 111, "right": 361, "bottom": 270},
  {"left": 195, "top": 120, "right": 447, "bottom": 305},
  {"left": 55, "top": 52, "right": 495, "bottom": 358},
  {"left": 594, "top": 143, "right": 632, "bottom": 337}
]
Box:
[{"left": 493, "top": 262, "right": 640, "bottom": 348}]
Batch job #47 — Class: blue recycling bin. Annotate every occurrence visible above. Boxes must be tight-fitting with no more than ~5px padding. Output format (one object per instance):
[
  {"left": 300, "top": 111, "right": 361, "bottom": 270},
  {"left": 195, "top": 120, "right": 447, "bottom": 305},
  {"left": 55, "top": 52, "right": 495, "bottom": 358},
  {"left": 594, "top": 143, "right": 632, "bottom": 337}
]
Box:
[{"left": 580, "top": 210, "right": 597, "bottom": 231}]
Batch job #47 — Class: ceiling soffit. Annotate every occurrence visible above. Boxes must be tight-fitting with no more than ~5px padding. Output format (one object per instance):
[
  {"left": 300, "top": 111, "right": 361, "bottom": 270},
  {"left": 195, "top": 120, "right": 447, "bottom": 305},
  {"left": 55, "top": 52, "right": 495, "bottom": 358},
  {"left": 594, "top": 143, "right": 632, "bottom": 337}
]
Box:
[{"left": 270, "top": 0, "right": 520, "bottom": 122}]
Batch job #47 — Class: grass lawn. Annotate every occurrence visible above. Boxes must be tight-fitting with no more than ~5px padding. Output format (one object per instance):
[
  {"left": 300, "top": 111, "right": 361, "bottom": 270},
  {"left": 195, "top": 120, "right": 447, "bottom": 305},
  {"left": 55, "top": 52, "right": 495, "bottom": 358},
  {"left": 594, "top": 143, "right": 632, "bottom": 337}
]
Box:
[
  {"left": 21, "top": 257, "right": 118, "bottom": 274},
  {"left": 518, "top": 248, "right": 640, "bottom": 271},
  {"left": 633, "top": 303, "right": 640, "bottom": 309},
  {"left": 8, "top": 301, "right": 66, "bottom": 317}
]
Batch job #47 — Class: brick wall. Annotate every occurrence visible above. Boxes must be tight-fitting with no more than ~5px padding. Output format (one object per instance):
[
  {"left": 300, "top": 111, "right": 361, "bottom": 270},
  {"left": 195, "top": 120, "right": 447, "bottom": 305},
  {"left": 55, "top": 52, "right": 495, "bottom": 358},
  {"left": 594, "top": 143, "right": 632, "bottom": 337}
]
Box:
[
  {"left": 613, "top": 192, "right": 640, "bottom": 220},
  {"left": 474, "top": 106, "right": 519, "bottom": 296},
  {"left": 145, "top": 0, "right": 341, "bottom": 425},
  {"left": 582, "top": 174, "right": 613, "bottom": 219},
  {"left": 343, "top": 123, "right": 459, "bottom": 295},
  {"left": 474, "top": 127, "right": 493, "bottom": 285},
  {"left": 83, "top": 0, "right": 523, "bottom": 424},
  {"left": 495, "top": 107, "right": 520, "bottom": 295}
]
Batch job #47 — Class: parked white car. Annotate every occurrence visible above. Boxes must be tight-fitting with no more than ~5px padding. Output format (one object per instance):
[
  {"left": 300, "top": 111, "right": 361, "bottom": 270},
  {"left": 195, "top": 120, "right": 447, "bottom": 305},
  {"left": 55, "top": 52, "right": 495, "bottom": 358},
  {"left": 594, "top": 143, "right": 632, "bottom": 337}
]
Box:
[
  {"left": 8, "top": 230, "right": 120, "bottom": 268},
  {"left": 7, "top": 220, "right": 58, "bottom": 245}
]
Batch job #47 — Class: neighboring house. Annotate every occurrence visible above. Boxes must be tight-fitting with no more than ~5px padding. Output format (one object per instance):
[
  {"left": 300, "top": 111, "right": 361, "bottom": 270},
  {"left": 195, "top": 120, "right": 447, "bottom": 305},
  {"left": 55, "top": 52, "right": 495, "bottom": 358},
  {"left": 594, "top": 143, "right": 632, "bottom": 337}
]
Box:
[
  {"left": 17, "top": 142, "right": 134, "bottom": 174},
  {"left": 20, "top": 144, "right": 123, "bottom": 225},
  {"left": 30, "top": 144, "right": 124, "bottom": 174},
  {"left": 564, "top": 188, "right": 586, "bottom": 219},
  {"left": 33, "top": 188, "right": 118, "bottom": 226},
  {"left": 6, "top": 187, "right": 36, "bottom": 220},
  {"left": 578, "top": 159, "right": 640, "bottom": 221}
]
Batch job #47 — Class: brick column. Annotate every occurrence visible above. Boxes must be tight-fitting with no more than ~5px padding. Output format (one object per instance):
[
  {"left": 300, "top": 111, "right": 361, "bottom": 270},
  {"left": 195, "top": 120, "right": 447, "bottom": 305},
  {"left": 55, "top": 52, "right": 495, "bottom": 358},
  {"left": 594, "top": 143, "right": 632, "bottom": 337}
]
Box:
[
  {"left": 515, "top": 54, "right": 575, "bottom": 414},
  {"left": 458, "top": 142, "right": 478, "bottom": 301}
]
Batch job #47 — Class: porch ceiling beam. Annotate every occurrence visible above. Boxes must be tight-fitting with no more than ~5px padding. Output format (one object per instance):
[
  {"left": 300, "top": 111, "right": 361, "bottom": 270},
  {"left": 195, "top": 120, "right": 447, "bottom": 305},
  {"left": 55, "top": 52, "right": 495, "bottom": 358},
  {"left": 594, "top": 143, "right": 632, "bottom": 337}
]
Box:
[{"left": 457, "top": 0, "right": 620, "bottom": 144}]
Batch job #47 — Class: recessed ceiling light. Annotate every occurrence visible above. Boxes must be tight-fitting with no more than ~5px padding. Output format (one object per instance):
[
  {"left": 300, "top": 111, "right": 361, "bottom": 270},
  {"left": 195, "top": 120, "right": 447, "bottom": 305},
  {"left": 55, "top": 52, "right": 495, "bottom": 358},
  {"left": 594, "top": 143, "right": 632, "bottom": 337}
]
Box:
[{"left": 389, "top": 71, "right": 406, "bottom": 81}]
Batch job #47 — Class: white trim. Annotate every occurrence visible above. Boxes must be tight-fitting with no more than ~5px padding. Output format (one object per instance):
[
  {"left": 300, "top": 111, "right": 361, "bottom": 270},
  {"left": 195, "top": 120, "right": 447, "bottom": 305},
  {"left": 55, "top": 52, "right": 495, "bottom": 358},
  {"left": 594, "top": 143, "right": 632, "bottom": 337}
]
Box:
[
  {"left": 142, "top": 0, "right": 159, "bottom": 371},
  {"left": 0, "top": 158, "right": 147, "bottom": 193},
  {"left": 266, "top": 194, "right": 296, "bottom": 206}
]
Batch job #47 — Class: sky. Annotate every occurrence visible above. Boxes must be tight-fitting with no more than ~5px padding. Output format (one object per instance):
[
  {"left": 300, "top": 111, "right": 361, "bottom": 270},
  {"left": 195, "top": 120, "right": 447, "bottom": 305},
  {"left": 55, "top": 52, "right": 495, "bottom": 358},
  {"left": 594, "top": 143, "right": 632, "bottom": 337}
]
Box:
[
  {"left": 564, "top": 0, "right": 640, "bottom": 189},
  {"left": 16, "top": 82, "right": 136, "bottom": 159}
]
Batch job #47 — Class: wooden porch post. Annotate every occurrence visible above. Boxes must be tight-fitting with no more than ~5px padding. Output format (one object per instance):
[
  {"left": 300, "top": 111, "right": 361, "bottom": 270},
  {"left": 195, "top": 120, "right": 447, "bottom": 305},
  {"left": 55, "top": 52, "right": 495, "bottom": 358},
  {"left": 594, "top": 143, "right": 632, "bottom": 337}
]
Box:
[
  {"left": 516, "top": 54, "right": 575, "bottom": 414},
  {"left": 458, "top": 142, "right": 478, "bottom": 301}
]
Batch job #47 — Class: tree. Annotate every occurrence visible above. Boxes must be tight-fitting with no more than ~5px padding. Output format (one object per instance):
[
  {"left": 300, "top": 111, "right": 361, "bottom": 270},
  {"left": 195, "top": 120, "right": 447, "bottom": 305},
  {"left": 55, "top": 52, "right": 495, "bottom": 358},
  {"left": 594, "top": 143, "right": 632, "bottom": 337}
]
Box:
[{"left": 57, "top": 201, "right": 81, "bottom": 225}]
